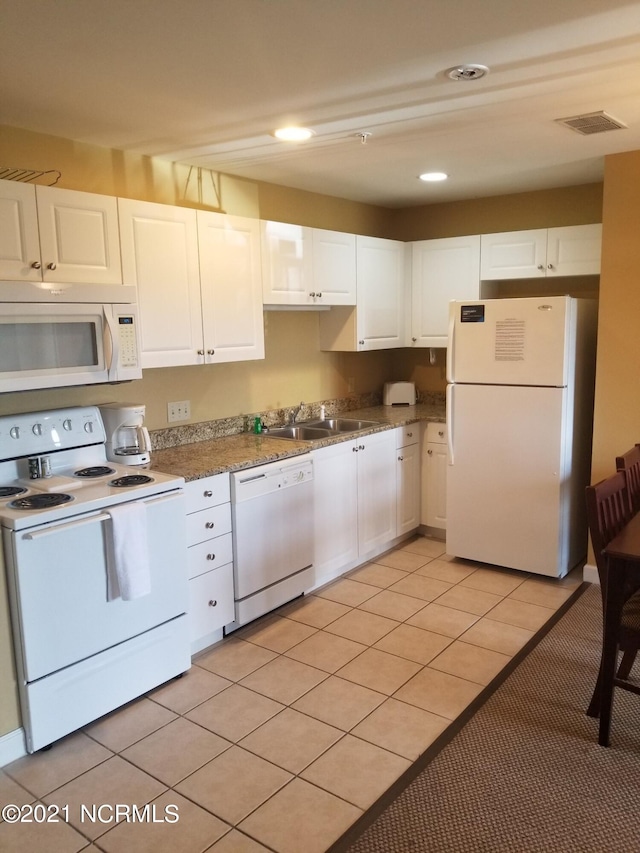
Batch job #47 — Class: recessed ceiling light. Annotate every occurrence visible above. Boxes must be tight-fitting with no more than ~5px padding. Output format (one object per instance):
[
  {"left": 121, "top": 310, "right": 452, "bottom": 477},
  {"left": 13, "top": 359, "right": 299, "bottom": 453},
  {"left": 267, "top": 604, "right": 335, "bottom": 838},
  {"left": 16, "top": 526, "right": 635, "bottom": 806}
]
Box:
[
  {"left": 447, "top": 64, "right": 489, "bottom": 81},
  {"left": 419, "top": 172, "right": 448, "bottom": 182},
  {"left": 273, "top": 127, "right": 315, "bottom": 142}
]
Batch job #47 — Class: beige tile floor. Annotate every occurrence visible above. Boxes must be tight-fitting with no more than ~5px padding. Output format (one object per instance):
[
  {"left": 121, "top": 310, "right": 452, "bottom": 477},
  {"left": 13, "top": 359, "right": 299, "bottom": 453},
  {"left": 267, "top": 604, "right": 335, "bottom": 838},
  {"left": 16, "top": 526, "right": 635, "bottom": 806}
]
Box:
[{"left": 0, "top": 536, "right": 582, "bottom": 853}]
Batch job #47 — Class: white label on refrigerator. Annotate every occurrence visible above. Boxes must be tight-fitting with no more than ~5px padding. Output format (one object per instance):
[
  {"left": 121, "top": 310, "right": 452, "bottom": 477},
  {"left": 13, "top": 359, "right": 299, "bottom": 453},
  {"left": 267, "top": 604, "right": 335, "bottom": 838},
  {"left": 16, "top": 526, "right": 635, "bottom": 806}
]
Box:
[{"left": 495, "top": 319, "right": 525, "bottom": 361}]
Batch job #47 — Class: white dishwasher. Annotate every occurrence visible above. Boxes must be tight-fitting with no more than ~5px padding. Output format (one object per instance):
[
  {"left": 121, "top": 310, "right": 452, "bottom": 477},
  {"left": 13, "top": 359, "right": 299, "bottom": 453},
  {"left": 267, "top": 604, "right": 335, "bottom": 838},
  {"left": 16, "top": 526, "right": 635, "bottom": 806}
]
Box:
[{"left": 227, "top": 454, "right": 314, "bottom": 632}]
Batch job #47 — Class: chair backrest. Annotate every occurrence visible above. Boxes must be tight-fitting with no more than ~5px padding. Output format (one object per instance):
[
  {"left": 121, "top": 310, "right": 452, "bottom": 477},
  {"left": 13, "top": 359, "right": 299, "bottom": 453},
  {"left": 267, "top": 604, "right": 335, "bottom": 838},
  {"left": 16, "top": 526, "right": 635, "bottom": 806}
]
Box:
[
  {"left": 616, "top": 444, "right": 640, "bottom": 513},
  {"left": 586, "top": 472, "right": 633, "bottom": 582}
]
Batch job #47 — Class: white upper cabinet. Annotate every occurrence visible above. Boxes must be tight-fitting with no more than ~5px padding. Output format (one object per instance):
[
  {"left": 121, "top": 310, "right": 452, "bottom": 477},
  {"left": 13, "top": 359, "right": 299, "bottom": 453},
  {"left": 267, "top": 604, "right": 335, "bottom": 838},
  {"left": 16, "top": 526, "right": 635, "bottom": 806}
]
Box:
[
  {"left": 480, "top": 224, "right": 602, "bottom": 279},
  {"left": 118, "top": 198, "right": 202, "bottom": 368},
  {"left": 119, "top": 199, "right": 264, "bottom": 367},
  {"left": 319, "top": 235, "right": 406, "bottom": 351},
  {"left": 411, "top": 235, "right": 481, "bottom": 348},
  {"left": 0, "top": 179, "right": 122, "bottom": 286},
  {"left": 261, "top": 220, "right": 356, "bottom": 306},
  {"left": 197, "top": 211, "right": 265, "bottom": 363}
]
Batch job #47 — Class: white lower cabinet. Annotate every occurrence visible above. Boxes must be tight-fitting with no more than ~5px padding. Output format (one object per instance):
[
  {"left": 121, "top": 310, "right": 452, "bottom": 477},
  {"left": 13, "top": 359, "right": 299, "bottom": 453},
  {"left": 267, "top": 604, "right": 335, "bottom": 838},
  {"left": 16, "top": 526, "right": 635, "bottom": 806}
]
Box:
[
  {"left": 396, "top": 425, "right": 421, "bottom": 536},
  {"left": 421, "top": 422, "right": 447, "bottom": 533},
  {"left": 312, "top": 428, "right": 399, "bottom": 586},
  {"left": 184, "top": 474, "right": 234, "bottom": 653}
]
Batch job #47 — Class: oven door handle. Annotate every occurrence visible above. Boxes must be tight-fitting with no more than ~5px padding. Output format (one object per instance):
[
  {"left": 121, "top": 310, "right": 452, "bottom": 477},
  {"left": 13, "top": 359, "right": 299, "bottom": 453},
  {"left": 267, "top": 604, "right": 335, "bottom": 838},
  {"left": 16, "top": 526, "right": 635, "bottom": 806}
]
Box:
[{"left": 21, "top": 492, "right": 182, "bottom": 540}]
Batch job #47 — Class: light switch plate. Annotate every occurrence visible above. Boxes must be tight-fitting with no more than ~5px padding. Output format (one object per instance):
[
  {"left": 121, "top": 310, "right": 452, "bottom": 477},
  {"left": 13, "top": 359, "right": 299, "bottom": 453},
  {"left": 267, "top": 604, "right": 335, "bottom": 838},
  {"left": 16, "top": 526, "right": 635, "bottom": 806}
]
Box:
[{"left": 168, "top": 400, "right": 191, "bottom": 422}]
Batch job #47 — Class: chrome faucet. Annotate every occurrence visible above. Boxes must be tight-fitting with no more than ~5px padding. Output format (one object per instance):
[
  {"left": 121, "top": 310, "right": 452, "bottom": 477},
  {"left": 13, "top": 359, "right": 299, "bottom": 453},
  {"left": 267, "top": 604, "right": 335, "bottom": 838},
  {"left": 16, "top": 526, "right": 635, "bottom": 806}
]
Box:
[{"left": 288, "top": 401, "right": 305, "bottom": 424}]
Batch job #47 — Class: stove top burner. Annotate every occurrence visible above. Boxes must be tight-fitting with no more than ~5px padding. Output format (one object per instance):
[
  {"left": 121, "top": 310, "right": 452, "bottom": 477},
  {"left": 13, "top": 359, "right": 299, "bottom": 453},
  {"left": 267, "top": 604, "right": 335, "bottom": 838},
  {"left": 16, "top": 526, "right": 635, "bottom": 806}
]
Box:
[
  {"left": 0, "top": 486, "right": 28, "bottom": 498},
  {"left": 109, "top": 475, "right": 153, "bottom": 488},
  {"left": 74, "top": 466, "right": 117, "bottom": 478},
  {"left": 10, "top": 493, "right": 74, "bottom": 510}
]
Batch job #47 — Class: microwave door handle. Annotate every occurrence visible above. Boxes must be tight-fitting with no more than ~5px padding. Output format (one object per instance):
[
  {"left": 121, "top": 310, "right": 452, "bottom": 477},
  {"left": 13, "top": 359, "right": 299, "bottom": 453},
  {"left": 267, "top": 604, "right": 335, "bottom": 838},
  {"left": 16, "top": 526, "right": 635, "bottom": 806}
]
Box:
[{"left": 103, "top": 307, "right": 120, "bottom": 382}]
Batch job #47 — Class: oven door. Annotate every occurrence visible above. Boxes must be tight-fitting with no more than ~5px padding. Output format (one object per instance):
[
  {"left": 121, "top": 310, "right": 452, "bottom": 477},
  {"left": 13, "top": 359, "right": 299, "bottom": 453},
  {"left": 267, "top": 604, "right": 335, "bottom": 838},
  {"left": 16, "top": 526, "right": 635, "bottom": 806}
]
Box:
[{"left": 5, "top": 490, "right": 187, "bottom": 684}]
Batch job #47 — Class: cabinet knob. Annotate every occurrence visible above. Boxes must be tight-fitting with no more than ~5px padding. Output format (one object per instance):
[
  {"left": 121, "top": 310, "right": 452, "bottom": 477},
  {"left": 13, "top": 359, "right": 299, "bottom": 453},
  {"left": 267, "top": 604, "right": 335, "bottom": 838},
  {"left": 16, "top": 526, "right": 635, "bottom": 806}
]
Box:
[
  {"left": 207, "top": 349, "right": 215, "bottom": 355},
  {"left": 197, "top": 349, "right": 205, "bottom": 355},
  {"left": 412, "top": 337, "right": 417, "bottom": 343},
  {"left": 407, "top": 431, "right": 413, "bottom": 438},
  {"left": 309, "top": 292, "right": 316, "bottom": 297},
  {"left": 438, "top": 430, "right": 444, "bottom": 437},
  {"left": 205, "top": 521, "right": 215, "bottom": 529},
  {"left": 317, "top": 292, "right": 322, "bottom": 298},
  {"left": 427, "top": 449, "right": 433, "bottom": 455},
  {"left": 359, "top": 340, "right": 365, "bottom": 345},
  {"left": 47, "top": 262, "right": 57, "bottom": 270},
  {"left": 31, "top": 261, "right": 42, "bottom": 269},
  {"left": 398, "top": 455, "right": 404, "bottom": 461},
  {"left": 537, "top": 264, "right": 544, "bottom": 271},
  {"left": 547, "top": 263, "right": 554, "bottom": 270},
  {"left": 208, "top": 599, "right": 217, "bottom": 607},
  {"left": 203, "top": 490, "right": 213, "bottom": 497},
  {"left": 359, "top": 444, "right": 365, "bottom": 450},
  {"left": 207, "top": 553, "right": 216, "bottom": 561}
]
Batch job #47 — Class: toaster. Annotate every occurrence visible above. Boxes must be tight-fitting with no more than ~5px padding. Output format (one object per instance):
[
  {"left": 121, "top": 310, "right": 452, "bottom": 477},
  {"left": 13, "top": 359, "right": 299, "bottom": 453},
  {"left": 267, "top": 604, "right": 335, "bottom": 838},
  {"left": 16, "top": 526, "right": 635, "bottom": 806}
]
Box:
[{"left": 383, "top": 382, "right": 416, "bottom": 406}]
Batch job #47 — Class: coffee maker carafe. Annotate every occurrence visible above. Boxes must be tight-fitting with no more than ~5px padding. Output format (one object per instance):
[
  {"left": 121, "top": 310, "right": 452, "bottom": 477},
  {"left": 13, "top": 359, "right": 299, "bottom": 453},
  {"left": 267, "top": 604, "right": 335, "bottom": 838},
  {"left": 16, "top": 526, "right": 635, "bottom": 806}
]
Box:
[{"left": 99, "top": 403, "right": 151, "bottom": 466}]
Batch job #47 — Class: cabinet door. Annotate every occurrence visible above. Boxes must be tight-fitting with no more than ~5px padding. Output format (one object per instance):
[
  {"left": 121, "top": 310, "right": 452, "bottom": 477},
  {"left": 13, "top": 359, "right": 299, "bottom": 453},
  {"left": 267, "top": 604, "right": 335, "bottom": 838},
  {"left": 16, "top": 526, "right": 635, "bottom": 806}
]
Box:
[
  {"left": 312, "top": 228, "right": 356, "bottom": 305},
  {"left": 188, "top": 564, "right": 235, "bottom": 644},
  {"left": 546, "top": 224, "right": 602, "bottom": 276},
  {"left": 36, "top": 186, "right": 122, "bottom": 285},
  {"left": 357, "top": 429, "right": 397, "bottom": 554},
  {"left": 411, "top": 235, "right": 480, "bottom": 347},
  {"left": 356, "top": 236, "right": 406, "bottom": 349},
  {"left": 422, "top": 440, "right": 447, "bottom": 530},
  {"left": 396, "top": 440, "right": 421, "bottom": 536},
  {"left": 312, "top": 440, "right": 358, "bottom": 582},
  {"left": 480, "top": 230, "right": 547, "bottom": 279},
  {"left": 198, "top": 212, "right": 265, "bottom": 363},
  {"left": 118, "top": 199, "right": 203, "bottom": 368},
  {"left": 0, "top": 180, "right": 41, "bottom": 281},
  {"left": 261, "top": 220, "right": 314, "bottom": 305}
]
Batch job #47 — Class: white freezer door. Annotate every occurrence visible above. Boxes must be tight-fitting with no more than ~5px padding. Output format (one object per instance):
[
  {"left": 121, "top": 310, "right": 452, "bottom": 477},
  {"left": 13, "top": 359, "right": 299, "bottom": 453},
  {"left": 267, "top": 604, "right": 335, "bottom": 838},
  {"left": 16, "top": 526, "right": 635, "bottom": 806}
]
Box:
[
  {"left": 446, "top": 383, "right": 570, "bottom": 577},
  {"left": 448, "top": 296, "right": 572, "bottom": 387}
]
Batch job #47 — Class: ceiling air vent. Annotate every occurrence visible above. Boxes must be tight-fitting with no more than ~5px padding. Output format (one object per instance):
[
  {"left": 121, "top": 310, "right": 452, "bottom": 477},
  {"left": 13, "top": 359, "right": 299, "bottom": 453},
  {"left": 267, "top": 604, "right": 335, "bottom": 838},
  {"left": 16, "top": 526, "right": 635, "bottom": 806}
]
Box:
[{"left": 556, "top": 110, "right": 627, "bottom": 135}]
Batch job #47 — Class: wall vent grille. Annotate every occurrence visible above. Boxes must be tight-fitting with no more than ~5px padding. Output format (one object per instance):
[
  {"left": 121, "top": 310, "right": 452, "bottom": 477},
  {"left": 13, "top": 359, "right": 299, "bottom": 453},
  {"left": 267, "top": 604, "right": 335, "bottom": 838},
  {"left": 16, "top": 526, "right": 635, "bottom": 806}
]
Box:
[{"left": 556, "top": 111, "right": 627, "bottom": 135}]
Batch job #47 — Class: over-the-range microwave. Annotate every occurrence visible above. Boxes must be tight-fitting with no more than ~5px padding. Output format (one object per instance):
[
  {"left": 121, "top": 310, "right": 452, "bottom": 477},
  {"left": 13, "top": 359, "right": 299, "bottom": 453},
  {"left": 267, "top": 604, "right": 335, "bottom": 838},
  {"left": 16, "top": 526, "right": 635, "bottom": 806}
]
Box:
[{"left": 0, "top": 302, "right": 142, "bottom": 392}]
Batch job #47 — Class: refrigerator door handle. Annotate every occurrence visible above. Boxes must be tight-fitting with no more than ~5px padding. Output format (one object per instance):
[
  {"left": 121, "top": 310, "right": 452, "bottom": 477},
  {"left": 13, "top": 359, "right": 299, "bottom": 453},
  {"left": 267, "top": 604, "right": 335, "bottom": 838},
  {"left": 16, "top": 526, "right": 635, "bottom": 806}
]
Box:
[
  {"left": 446, "top": 304, "right": 456, "bottom": 385},
  {"left": 446, "top": 383, "right": 454, "bottom": 465}
]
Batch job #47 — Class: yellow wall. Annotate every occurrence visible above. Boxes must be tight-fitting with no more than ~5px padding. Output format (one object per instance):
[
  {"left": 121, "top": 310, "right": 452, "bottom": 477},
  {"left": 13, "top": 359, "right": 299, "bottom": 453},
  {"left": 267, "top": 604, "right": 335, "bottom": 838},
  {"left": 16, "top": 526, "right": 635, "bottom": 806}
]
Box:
[
  {"left": 0, "top": 124, "right": 607, "bottom": 741},
  {"left": 590, "top": 150, "right": 640, "bottom": 486}
]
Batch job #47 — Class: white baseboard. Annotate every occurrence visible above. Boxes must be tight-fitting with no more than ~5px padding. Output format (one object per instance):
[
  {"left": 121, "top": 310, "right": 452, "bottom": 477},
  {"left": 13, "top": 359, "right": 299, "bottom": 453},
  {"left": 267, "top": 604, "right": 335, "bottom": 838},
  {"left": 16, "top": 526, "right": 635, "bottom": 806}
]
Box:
[
  {"left": 0, "top": 727, "right": 26, "bottom": 767},
  {"left": 583, "top": 562, "right": 599, "bottom": 585}
]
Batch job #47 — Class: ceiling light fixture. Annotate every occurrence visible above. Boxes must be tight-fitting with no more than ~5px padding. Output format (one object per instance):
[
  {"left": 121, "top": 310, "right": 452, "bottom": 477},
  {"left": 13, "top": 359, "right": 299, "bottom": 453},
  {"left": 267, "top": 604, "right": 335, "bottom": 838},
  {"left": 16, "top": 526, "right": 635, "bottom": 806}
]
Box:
[
  {"left": 447, "top": 64, "right": 489, "bottom": 81},
  {"left": 273, "top": 127, "right": 315, "bottom": 142},
  {"left": 419, "top": 172, "right": 448, "bottom": 182}
]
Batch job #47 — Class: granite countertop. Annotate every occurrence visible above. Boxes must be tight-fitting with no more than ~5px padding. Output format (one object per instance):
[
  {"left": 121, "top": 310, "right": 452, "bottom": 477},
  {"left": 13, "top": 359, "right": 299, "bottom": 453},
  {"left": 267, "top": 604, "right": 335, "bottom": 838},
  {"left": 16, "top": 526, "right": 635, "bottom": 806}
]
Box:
[{"left": 150, "top": 401, "right": 445, "bottom": 482}]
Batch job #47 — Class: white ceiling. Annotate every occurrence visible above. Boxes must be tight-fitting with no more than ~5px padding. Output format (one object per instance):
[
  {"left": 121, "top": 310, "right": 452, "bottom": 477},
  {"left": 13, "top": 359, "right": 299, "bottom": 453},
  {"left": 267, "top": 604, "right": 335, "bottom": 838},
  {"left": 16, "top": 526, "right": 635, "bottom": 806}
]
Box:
[{"left": 3, "top": 0, "right": 640, "bottom": 207}]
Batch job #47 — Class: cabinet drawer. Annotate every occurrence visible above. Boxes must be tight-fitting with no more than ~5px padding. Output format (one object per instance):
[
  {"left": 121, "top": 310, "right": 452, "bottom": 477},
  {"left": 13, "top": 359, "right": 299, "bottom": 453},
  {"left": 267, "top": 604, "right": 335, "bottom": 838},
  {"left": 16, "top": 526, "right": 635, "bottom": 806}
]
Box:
[
  {"left": 426, "top": 422, "right": 447, "bottom": 444},
  {"left": 186, "top": 503, "right": 231, "bottom": 546},
  {"left": 184, "top": 473, "right": 230, "bottom": 514},
  {"left": 396, "top": 425, "right": 419, "bottom": 448},
  {"left": 188, "top": 563, "right": 235, "bottom": 639},
  {"left": 187, "top": 533, "right": 233, "bottom": 579}
]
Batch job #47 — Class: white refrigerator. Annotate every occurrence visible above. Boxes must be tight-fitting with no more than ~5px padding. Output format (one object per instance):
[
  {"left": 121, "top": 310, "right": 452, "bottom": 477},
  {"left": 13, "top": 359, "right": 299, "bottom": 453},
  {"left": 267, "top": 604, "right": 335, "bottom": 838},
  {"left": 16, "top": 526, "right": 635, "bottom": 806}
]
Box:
[{"left": 446, "top": 295, "right": 597, "bottom": 578}]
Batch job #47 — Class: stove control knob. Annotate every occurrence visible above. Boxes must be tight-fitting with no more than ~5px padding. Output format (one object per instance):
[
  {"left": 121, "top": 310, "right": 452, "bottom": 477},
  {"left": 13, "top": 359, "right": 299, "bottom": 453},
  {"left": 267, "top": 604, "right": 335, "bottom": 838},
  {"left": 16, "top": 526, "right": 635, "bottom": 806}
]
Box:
[
  {"left": 84, "top": 422, "right": 94, "bottom": 433},
  {"left": 32, "top": 423, "right": 43, "bottom": 436},
  {"left": 9, "top": 426, "right": 20, "bottom": 439},
  {"left": 63, "top": 419, "right": 72, "bottom": 431}
]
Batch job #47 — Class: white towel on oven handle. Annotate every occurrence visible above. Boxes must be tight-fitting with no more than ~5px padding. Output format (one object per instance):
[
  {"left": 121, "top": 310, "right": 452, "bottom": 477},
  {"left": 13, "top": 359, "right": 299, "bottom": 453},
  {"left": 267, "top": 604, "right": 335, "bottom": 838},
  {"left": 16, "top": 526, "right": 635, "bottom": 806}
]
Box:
[{"left": 105, "top": 502, "right": 151, "bottom": 601}]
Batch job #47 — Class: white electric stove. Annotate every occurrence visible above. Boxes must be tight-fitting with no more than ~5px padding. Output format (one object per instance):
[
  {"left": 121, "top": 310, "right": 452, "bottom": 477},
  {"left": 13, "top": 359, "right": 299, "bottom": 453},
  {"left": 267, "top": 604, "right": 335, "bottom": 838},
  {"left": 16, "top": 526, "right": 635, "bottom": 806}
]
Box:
[{"left": 0, "top": 406, "right": 190, "bottom": 753}]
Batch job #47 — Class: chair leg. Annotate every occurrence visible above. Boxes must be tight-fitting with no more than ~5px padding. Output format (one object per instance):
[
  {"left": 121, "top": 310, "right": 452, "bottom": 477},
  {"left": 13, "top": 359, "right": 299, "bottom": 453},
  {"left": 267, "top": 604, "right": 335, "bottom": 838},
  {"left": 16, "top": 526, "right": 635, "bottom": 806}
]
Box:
[
  {"left": 587, "top": 675, "right": 601, "bottom": 717},
  {"left": 616, "top": 648, "right": 637, "bottom": 681}
]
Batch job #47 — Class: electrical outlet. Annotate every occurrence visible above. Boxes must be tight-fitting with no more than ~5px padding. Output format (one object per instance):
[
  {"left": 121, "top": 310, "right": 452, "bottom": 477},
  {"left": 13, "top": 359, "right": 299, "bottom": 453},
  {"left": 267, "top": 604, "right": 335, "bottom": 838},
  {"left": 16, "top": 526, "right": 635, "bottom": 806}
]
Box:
[{"left": 168, "top": 400, "right": 191, "bottom": 422}]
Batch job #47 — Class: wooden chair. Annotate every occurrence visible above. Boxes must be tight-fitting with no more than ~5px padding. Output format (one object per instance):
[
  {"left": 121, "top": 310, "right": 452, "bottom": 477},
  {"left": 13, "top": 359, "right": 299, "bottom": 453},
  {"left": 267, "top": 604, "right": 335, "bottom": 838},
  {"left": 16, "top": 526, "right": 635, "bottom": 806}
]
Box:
[
  {"left": 586, "top": 471, "right": 640, "bottom": 718},
  {"left": 616, "top": 444, "right": 640, "bottom": 513}
]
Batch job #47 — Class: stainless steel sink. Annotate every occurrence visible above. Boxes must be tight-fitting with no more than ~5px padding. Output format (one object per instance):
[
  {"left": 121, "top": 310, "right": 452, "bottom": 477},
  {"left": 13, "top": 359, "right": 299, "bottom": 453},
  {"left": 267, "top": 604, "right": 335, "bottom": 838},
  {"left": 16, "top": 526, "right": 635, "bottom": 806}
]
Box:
[
  {"left": 304, "top": 418, "right": 380, "bottom": 433},
  {"left": 266, "top": 425, "right": 335, "bottom": 441}
]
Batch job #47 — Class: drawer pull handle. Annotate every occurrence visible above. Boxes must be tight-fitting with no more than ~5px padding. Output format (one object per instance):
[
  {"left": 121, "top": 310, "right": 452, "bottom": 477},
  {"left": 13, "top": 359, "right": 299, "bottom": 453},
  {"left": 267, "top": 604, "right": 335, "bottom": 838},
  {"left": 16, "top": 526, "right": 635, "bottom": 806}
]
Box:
[
  {"left": 207, "top": 553, "right": 216, "bottom": 561},
  {"left": 203, "top": 490, "right": 213, "bottom": 497},
  {"left": 208, "top": 599, "right": 217, "bottom": 607},
  {"left": 407, "top": 431, "right": 413, "bottom": 437},
  {"left": 205, "top": 521, "right": 215, "bottom": 529}
]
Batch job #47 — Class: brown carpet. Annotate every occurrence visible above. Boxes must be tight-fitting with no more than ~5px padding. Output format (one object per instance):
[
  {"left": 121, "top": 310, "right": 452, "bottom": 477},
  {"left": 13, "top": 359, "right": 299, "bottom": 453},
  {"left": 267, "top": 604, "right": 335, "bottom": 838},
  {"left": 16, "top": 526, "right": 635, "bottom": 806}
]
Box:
[{"left": 331, "top": 583, "right": 640, "bottom": 853}]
